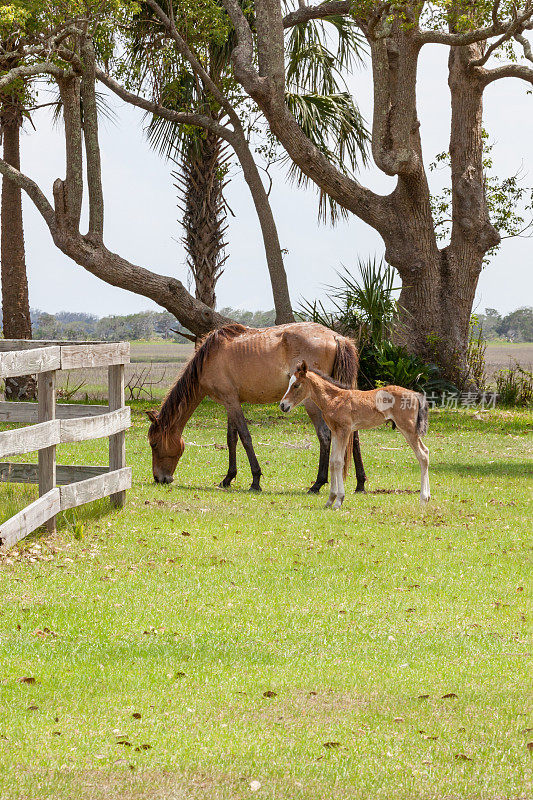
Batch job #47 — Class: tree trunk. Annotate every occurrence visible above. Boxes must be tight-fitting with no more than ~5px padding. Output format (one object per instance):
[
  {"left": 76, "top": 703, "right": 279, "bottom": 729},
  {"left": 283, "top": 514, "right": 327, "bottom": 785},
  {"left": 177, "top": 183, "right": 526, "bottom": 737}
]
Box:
[
  {"left": 390, "top": 39, "right": 499, "bottom": 384},
  {"left": 176, "top": 130, "right": 228, "bottom": 309},
  {"left": 0, "top": 104, "right": 36, "bottom": 400}
]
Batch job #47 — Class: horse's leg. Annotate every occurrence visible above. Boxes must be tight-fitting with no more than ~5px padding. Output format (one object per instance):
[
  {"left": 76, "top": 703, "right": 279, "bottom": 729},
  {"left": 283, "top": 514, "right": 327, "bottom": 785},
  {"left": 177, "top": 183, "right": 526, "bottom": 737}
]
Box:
[
  {"left": 353, "top": 431, "right": 367, "bottom": 492},
  {"left": 399, "top": 428, "right": 430, "bottom": 503},
  {"left": 219, "top": 416, "right": 238, "bottom": 488},
  {"left": 331, "top": 433, "right": 349, "bottom": 510},
  {"left": 230, "top": 405, "right": 263, "bottom": 492},
  {"left": 303, "top": 399, "right": 331, "bottom": 494}
]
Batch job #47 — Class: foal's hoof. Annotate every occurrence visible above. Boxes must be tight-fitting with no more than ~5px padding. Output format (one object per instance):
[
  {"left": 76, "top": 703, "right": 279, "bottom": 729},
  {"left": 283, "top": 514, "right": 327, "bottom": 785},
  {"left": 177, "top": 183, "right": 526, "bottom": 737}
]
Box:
[
  {"left": 249, "top": 484, "right": 262, "bottom": 493},
  {"left": 307, "top": 484, "right": 322, "bottom": 494},
  {"left": 355, "top": 481, "right": 366, "bottom": 493}
]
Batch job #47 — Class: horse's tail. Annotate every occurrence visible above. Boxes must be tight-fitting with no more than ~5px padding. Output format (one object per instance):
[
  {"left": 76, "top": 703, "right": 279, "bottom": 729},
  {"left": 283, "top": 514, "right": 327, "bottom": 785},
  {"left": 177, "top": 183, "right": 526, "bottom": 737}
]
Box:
[
  {"left": 332, "top": 335, "right": 359, "bottom": 479},
  {"left": 416, "top": 393, "right": 429, "bottom": 437}
]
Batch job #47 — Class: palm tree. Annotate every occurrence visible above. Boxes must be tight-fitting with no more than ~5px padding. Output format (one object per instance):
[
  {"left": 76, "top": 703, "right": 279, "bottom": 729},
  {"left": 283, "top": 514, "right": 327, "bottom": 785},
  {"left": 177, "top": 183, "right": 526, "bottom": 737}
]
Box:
[
  {"left": 144, "top": 43, "right": 232, "bottom": 310},
  {"left": 128, "top": 5, "right": 368, "bottom": 314},
  {"left": 0, "top": 60, "right": 36, "bottom": 400}
]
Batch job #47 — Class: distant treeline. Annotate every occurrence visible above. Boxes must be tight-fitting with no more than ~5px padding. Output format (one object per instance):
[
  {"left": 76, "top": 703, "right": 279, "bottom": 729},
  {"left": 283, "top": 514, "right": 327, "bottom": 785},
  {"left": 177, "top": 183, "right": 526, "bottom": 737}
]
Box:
[
  {"left": 0, "top": 306, "right": 529, "bottom": 342},
  {"left": 0, "top": 308, "right": 277, "bottom": 342},
  {"left": 472, "top": 307, "right": 533, "bottom": 342}
]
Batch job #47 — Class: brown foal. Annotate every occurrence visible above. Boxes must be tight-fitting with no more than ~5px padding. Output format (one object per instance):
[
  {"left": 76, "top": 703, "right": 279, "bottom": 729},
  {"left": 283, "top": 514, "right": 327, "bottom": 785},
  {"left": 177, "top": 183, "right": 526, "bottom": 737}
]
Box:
[{"left": 280, "top": 362, "right": 430, "bottom": 506}]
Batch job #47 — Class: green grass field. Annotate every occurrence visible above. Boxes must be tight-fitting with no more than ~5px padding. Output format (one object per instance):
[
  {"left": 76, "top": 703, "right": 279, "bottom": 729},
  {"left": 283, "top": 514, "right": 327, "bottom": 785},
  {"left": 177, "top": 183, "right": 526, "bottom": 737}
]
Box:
[{"left": 0, "top": 400, "right": 531, "bottom": 799}]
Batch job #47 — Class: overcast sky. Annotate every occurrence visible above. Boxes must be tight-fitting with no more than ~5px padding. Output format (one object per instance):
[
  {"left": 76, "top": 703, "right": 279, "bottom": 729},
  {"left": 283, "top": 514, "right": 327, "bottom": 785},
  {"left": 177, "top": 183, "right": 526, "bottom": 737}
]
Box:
[{"left": 18, "top": 43, "right": 533, "bottom": 318}]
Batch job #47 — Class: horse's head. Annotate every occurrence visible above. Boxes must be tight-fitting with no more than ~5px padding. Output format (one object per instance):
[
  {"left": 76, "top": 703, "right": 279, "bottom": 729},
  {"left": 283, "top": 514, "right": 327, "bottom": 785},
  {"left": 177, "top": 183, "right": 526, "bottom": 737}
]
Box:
[
  {"left": 280, "top": 361, "right": 309, "bottom": 412},
  {"left": 146, "top": 411, "right": 185, "bottom": 484}
]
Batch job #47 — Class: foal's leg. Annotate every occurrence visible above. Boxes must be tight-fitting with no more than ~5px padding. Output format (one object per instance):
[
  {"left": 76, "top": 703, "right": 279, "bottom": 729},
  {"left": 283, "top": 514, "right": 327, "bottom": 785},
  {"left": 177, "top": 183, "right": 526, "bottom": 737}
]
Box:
[
  {"left": 303, "top": 399, "right": 331, "bottom": 493},
  {"left": 325, "top": 464, "right": 337, "bottom": 508},
  {"left": 219, "top": 416, "right": 238, "bottom": 488},
  {"left": 399, "top": 429, "right": 430, "bottom": 503},
  {"left": 227, "top": 404, "right": 263, "bottom": 492},
  {"left": 353, "top": 431, "right": 367, "bottom": 492},
  {"left": 330, "top": 433, "right": 350, "bottom": 509}
]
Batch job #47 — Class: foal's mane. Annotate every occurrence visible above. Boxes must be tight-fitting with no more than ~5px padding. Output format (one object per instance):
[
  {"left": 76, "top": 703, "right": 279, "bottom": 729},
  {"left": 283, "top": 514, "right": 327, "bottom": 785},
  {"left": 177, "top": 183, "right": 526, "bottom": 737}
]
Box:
[
  {"left": 309, "top": 368, "right": 350, "bottom": 390},
  {"left": 158, "top": 323, "right": 248, "bottom": 430}
]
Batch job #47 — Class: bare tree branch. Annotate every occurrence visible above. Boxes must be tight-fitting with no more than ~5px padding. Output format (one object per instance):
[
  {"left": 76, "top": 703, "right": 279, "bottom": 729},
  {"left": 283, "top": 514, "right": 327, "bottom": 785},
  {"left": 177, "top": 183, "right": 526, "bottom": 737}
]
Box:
[
  {"left": 0, "top": 61, "right": 69, "bottom": 90},
  {"left": 515, "top": 31, "right": 533, "bottom": 62},
  {"left": 283, "top": 2, "right": 353, "bottom": 28},
  {"left": 480, "top": 62, "right": 533, "bottom": 84},
  {"left": 80, "top": 39, "right": 104, "bottom": 237},
  {"left": 470, "top": 8, "right": 532, "bottom": 67},
  {"left": 0, "top": 154, "right": 232, "bottom": 334},
  {"left": 0, "top": 157, "right": 56, "bottom": 229},
  {"left": 56, "top": 75, "right": 83, "bottom": 230},
  {"left": 96, "top": 69, "right": 237, "bottom": 143}
]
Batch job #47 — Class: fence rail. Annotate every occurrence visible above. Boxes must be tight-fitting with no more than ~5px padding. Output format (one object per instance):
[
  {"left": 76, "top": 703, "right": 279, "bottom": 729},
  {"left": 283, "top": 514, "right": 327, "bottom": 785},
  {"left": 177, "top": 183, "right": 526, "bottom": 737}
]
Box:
[{"left": 0, "top": 340, "right": 131, "bottom": 549}]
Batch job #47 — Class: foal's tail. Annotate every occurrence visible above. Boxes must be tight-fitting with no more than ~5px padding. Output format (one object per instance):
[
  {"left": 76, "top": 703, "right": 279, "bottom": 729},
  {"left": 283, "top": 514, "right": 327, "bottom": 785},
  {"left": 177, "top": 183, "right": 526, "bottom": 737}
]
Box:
[
  {"left": 332, "top": 335, "right": 359, "bottom": 479},
  {"left": 416, "top": 393, "right": 429, "bottom": 437}
]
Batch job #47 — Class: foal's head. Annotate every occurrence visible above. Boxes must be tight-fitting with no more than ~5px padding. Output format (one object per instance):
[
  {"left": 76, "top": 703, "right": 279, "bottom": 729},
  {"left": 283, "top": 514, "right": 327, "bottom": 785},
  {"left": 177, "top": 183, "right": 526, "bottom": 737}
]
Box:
[
  {"left": 146, "top": 411, "right": 185, "bottom": 484},
  {"left": 280, "top": 361, "right": 310, "bottom": 412}
]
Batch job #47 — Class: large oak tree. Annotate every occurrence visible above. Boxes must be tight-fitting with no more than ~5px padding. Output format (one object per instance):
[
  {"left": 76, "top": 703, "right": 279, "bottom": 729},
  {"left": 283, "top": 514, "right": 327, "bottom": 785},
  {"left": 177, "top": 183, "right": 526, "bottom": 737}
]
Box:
[{"left": 215, "top": 0, "right": 533, "bottom": 380}]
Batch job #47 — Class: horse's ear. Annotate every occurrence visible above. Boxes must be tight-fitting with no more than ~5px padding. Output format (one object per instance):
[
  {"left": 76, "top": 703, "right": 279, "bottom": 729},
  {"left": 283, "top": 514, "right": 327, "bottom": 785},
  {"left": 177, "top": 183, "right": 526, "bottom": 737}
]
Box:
[
  {"left": 146, "top": 410, "right": 158, "bottom": 425},
  {"left": 300, "top": 360, "right": 308, "bottom": 375}
]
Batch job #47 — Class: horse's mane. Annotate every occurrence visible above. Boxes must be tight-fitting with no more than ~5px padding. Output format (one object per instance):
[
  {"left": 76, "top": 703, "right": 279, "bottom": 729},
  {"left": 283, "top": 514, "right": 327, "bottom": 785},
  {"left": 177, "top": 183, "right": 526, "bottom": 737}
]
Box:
[
  {"left": 309, "top": 368, "right": 350, "bottom": 390},
  {"left": 158, "top": 323, "right": 248, "bottom": 430}
]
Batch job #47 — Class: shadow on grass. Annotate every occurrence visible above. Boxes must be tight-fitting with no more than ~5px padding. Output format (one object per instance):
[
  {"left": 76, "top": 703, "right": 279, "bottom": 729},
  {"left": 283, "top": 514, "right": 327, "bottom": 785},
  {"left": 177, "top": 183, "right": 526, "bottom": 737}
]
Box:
[{"left": 431, "top": 460, "right": 532, "bottom": 478}]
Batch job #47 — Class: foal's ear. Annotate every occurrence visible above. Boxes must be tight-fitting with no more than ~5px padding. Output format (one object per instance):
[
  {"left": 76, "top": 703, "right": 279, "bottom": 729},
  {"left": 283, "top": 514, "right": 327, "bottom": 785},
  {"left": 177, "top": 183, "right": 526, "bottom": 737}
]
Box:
[
  {"left": 146, "top": 410, "right": 159, "bottom": 425},
  {"left": 297, "top": 360, "right": 308, "bottom": 375}
]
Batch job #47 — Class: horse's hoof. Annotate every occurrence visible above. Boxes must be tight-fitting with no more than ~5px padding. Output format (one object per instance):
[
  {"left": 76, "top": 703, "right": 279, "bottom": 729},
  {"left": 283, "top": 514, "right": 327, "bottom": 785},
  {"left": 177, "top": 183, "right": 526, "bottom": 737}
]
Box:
[
  {"left": 307, "top": 484, "right": 321, "bottom": 494},
  {"left": 355, "top": 482, "right": 366, "bottom": 493},
  {"left": 249, "top": 485, "right": 262, "bottom": 493}
]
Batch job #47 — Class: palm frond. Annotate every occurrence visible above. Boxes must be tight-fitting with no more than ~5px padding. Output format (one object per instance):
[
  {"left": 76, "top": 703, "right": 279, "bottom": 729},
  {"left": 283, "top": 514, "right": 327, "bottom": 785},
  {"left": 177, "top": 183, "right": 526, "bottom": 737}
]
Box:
[
  {"left": 50, "top": 89, "right": 117, "bottom": 127},
  {"left": 285, "top": 16, "right": 366, "bottom": 95},
  {"left": 285, "top": 91, "right": 369, "bottom": 222}
]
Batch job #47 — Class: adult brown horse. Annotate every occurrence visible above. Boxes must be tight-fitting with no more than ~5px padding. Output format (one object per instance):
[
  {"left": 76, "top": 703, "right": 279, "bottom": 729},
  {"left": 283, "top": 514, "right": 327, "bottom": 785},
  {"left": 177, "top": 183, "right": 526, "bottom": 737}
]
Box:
[{"left": 147, "top": 322, "right": 366, "bottom": 493}]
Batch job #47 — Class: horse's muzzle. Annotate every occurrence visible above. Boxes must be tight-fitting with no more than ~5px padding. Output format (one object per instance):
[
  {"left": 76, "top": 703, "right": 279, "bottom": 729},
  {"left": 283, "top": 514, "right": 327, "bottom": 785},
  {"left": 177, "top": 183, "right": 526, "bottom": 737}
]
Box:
[
  {"left": 279, "top": 401, "right": 290, "bottom": 413},
  {"left": 154, "top": 475, "right": 174, "bottom": 484}
]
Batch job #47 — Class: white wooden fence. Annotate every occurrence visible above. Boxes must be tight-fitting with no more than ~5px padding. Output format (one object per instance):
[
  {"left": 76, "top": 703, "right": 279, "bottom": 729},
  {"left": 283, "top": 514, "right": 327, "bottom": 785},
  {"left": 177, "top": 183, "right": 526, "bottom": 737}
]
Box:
[{"left": 0, "top": 340, "right": 132, "bottom": 549}]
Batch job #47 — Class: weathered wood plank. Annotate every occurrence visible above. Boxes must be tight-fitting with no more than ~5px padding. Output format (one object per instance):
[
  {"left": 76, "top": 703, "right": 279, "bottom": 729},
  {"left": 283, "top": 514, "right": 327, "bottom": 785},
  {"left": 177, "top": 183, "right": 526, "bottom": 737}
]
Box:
[
  {"left": 0, "top": 420, "right": 60, "bottom": 459},
  {"left": 0, "top": 488, "right": 61, "bottom": 550},
  {"left": 60, "top": 467, "right": 132, "bottom": 511},
  {"left": 0, "top": 463, "right": 109, "bottom": 484},
  {"left": 0, "top": 347, "right": 61, "bottom": 379},
  {"left": 59, "top": 407, "right": 130, "bottom": 443},
  {"left": 108, "top": 364, "right": 126, "bottom": 508},
  {"left": 0, "top": 340, "right": 104, "bottom": 352},
  {"left": 60, "top": 342, "right": 130, "bottom": 369},
  {"left": 0, "top": 402, "right": 109, "bottom": 423},
  {"left": 38, "top": 372, "right": 56, "bottom": 533}
]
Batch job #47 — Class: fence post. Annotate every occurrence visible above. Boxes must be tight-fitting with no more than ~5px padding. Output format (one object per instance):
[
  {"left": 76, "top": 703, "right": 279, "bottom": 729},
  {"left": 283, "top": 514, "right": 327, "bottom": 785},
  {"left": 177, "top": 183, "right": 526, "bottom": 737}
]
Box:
[
  {"left": 108, "top": 363, "right": 126, "bottom": 508},
  {"left": 38, "top": 370, "right": 56, "bottom": 532}
]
